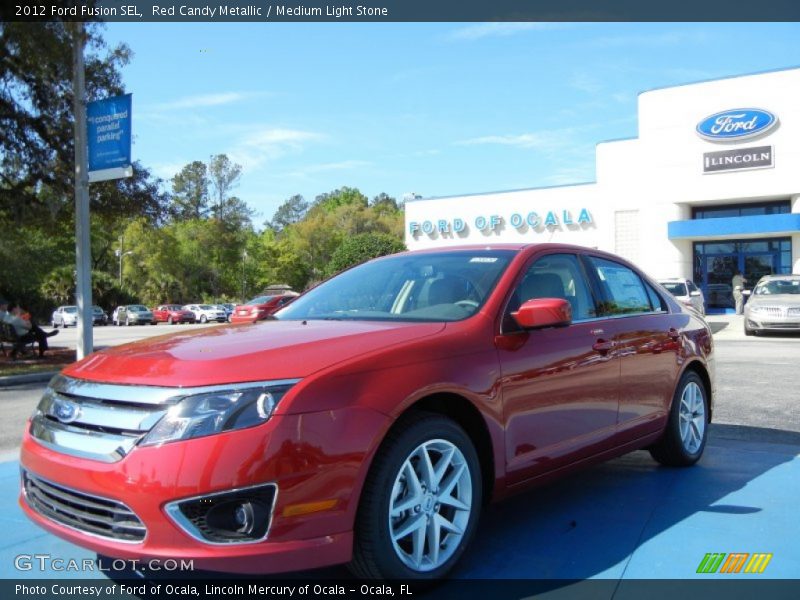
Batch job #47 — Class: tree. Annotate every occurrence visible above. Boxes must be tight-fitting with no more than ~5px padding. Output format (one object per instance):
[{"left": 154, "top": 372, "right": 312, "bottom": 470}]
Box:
[
  {"left": 267, "top": 194, "right": 308, "bottom": 233},
  {"left": 208, "top": 154, "right": 241, "bottom": 213},
  {"left": 0, "top": 22, "right": 131, "bottom": 218},
  {"left": 312, "top": 186, "right": 368, "bottom": 212},
  {"left": 326, "top": 233, "right": 406, "bottom": 276},
  {"left": 170, "top": 161, "right": 209, "bottom": 221}
]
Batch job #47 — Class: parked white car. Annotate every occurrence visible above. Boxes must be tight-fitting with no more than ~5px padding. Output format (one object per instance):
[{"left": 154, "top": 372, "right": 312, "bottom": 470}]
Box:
[
  {"left": 658, "top": 278, "right": 706, "bottom": 315},
  {"left": 182, "top": 304, "right": 227, "bottom": 323},
  {"left": 51, "top": 305, "right": 78, "bottom": 328}
]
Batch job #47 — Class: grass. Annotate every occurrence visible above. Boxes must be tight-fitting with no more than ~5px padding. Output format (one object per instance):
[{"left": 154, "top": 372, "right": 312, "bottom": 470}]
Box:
[{"left": 0, "top": 346, "right": 76, "bottom": 377}]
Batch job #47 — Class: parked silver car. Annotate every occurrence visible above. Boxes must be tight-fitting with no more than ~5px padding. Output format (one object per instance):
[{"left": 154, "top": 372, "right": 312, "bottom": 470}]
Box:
[
  {"left": 744, "top": 275, "right": 800, "bottom": 335},
  {"left": 113, "top": 304, "right": 156, "bottom": 326},
  {"left": 51, "top": 305, "right": 78, "bottom": 328},
  {"left": 182, "top": 304, "right": 227, "bottom": 323},
  {"left": 658, "top": 278, "right": 706, "bottom": 315}
]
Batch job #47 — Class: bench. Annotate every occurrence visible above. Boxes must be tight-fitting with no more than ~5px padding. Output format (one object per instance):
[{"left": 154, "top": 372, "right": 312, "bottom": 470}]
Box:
[{"left": 0, "top": 321, "right": 35, "bottom": 358}]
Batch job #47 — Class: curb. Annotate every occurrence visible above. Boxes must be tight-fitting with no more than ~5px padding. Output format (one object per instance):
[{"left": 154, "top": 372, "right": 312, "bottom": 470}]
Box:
[{"left": 0, "top": 371, "right": 58, "bottom": 388}]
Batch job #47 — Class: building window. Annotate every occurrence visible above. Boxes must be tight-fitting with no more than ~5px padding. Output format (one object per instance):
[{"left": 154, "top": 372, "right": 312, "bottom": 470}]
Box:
[{"left": 692, "top": 200, "right": 790, "bottom": 220}]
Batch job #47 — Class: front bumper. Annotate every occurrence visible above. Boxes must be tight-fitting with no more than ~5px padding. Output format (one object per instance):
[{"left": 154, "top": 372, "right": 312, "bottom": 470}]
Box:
[
  {"left": 20, "top": 406, "right": 389, "bottom": 574},
  {"left": 745, "top": 314, "right": 800, "bottom": 331}
]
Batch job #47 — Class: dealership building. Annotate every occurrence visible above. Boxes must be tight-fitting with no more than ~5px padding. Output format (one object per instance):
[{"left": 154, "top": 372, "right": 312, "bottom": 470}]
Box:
[{"left": 404, "top": 67, "right": 800, "bottom": 313}]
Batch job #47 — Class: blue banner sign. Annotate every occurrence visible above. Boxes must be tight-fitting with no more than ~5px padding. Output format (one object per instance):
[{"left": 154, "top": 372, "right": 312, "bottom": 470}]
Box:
[
  {"left": 696, "top": 108, "right": 777, "bottom": 142},
  {"left": 87, "top": 94, "right": 133, "bottom": 182}
]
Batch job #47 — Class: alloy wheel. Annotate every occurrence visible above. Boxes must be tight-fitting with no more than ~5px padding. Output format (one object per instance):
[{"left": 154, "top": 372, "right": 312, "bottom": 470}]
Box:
[
  {"left": 387, "top": 439, "right": 472, "bottom": 572},
  {"left": 679, "top": 381, "right": 706, "bottom": 454}
]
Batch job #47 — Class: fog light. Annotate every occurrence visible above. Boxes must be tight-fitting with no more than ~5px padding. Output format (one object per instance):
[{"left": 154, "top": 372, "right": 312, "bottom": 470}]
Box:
[{"left": 165, "top": 483, "right": 276, "bottom": 544}]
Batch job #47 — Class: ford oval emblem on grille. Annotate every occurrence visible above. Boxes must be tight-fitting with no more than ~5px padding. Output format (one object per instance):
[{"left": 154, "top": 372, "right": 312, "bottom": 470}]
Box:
[
  {"left": 696, "top": 108, "right": 777, "bottom": 142},
  {"left": 52, "top": 398, "right": 81, "bottom": 424}
]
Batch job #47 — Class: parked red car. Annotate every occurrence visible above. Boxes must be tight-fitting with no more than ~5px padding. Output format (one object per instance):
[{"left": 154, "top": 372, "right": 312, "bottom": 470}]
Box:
[
  {"left": 152, "top": 304, "right": 196, "bottom": 325},
  {"left": 230, "top": 293, "right": 297, "bottom": 323},
  {"left": 20, "top": 244, "right": 714, "bottom": 580}
]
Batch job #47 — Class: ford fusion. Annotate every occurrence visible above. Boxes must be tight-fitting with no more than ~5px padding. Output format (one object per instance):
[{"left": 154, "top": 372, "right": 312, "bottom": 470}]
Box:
[{"left": 20, "top": 244, "right": 714, "bottom": 580}]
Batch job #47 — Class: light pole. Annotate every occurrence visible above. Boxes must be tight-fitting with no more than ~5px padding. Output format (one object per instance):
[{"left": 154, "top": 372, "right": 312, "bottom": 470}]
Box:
[
  {"left": 241, "top": 249, "right": 248, "bottom": 302},
  {"left": 116, "top": 236, "right": 133, "bottom": 286}
]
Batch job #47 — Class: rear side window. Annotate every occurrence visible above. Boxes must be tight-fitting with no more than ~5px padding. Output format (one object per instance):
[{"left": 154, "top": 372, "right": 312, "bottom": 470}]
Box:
[{"left": 585, "top": 256, "right": 655, "bottom": 316}]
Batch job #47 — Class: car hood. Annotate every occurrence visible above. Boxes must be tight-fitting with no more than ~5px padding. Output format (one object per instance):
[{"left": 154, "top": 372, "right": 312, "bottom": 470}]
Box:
[
  {"left": 747, "top": 294, "right": 800, "bottom": 307},
  {"left": 63, "top": 319, "right": 446, "bottom": 387}
]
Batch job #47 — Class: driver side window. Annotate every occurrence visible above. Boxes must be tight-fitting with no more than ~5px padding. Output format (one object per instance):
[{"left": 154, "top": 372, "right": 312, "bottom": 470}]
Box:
[{"left": 504, "top": 253, "right": 596, "bottom": 331}]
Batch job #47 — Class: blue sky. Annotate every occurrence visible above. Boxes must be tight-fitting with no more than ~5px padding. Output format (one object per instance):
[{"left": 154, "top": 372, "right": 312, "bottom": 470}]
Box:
[{"left": 103, "top": 22, "right": 800, "bottom": 225}]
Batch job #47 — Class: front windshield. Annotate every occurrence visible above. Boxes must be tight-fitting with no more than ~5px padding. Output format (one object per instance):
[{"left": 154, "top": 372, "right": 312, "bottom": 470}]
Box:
[
  {"left": 247, "top": 296, "right": 273, "bottom": 305},
  {"left": 276, "top": 250, "right": 513, "bottom": 322},
  {"left": 129, "top": 305, "right": 148, "bottom": 312},
  {"left": 64, "top": 306, "right": 77, "bottom": 313},
  {"left": 199, "top": 304, "right": 214, "bottom": 310},
  {"left": 754, "top": 279, "right": 800, "bottom": 295}
]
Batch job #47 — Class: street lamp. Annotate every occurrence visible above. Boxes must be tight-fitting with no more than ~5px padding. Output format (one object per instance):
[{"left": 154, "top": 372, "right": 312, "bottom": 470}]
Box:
[
  {"left": 116, "top": 248, "right": 133, "bottom": 285},
  {"left": 241, "top": 249, "right": 248, "bottom": 302}
]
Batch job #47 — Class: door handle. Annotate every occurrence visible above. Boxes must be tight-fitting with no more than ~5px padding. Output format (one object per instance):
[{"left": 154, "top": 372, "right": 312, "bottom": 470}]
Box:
[
  {"left": 668, "top": 328, "right": 680, "bottom": 341},
  {"left": 592, "top": 339, "right": 615, "bottom": 353}
]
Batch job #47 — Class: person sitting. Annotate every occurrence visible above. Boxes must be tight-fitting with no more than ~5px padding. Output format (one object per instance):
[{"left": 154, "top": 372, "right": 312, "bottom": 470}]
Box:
[{"left": 4, "top": 302, "right": 58, "bottom": 359}]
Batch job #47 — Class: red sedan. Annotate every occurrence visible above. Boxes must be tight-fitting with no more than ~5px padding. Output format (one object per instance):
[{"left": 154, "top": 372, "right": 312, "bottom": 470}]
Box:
[
  {"left": 152, "top": 304, "right": 196, "bottom": 325},
  {"left": 20, "top": 244, "right": 714, "bottom": 580},
  {"left": 230, "top": 293, "right": 297, "bottom": 323}
]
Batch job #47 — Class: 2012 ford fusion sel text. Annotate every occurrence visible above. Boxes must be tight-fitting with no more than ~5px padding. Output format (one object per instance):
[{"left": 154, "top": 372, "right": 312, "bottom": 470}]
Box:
[{"left": 20, "top": 244, "right": 714, "bottom": 580}]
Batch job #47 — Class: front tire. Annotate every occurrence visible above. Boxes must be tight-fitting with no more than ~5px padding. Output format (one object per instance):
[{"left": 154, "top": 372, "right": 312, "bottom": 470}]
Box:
[
  {"left": 350, "top": 413, "right": 482, "bottom": 580},
  {"left": 650, "top": 371, "right": 708, "bottom": 467}
]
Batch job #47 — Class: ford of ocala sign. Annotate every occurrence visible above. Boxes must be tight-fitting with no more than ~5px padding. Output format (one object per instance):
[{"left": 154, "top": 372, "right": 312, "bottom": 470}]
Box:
[{"left": 696, "top": 108, "right": 777, "bottom": 142}]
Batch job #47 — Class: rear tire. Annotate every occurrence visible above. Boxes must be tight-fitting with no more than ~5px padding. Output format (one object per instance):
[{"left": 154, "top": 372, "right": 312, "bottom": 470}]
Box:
[
  {"left": 349, "top": 412, "right": 482, "bottom": 580},
  {"left": 650, "top": 371, "right": 708, "bottom": 467}
]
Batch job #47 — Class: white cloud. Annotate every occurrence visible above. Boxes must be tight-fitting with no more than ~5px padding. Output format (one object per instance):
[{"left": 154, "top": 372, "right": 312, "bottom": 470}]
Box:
[
  {"left": 228, "top": 127, "right": 324, "bottom": 171},
  {"left": 458, "top": 131, "right": 570, "bottom": 150},
  {"left": 287, "top": 160, "right": 371, "bottom": 178},
  {"left": 447, "top": 22, "right": 565, "bottom": 42},
  {"left": 150, "top": 161, "right": 187, "bottom": 181},
  {"left": 144, "top": 91, "right": 272, "bottom": 112},
  {"left": 585, "top": 30, "right": 709, "bottom": 49}
]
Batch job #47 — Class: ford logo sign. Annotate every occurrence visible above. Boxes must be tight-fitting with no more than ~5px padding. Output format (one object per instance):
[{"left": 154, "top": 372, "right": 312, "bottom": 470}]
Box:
[
  {"left": 52, "top": 398, "right": 81, "bottom": 424},
  {"left": 696, "top": 108, "right": 777, "bottom": 142}
]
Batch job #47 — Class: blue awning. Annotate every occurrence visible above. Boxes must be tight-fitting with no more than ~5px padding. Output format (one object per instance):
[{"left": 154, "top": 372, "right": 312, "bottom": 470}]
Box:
[{"left": 668, "top": 213, "right": 800, "bottom": 240}]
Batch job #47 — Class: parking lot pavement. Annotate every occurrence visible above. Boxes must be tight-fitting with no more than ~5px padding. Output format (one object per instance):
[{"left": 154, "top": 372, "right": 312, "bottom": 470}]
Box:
[{"left": 1, "top": 427, "right": 797, "bottom": 587}]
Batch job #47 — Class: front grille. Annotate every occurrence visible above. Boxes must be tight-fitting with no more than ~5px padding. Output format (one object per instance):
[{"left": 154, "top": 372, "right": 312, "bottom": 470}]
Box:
[
  {"left": 754, "top": 306, "right": 783, "bottom": 317},
  {"left": 787, "top": 307, "right": 800, "bottom": 317},
  {"left": 761, "top": 322, "right": 800, "bottom": 329},
  {"left": 22, "top": 471, "right": 146, "bottom": 542}
]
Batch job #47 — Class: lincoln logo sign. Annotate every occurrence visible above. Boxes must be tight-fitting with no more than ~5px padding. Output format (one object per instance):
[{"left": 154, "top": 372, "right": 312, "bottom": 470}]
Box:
[{"left": 696, "top": 108, "right": 777, "bottom": 142}]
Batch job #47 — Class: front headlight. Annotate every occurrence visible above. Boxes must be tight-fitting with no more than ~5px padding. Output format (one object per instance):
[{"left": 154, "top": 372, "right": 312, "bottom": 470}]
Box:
[
  {"left": 749, "top": 306, "right": 767, "bottom": 314},
  {"left": 140, "top": 384, "right": 294, "bottom": 446}
]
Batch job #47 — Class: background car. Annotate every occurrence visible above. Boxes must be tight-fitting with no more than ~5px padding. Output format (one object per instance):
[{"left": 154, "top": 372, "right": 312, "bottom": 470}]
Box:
[
  {"left": 658, "top": 278, "right": 706, "bottom": 315},
  {"left": 91, "top": 305, "right": 109, "bottom": 326},
  {"left": 51, "top": 305, "right": 77, "bottom": 328},
  {"left": 212, "top": 303, "right": 234, "bottom": 322},
  {"left": 183, "top": 304, "right": 227, "bottom": 323},
  {"left": 113, "top": 304, "right": 155, "bottom": 326},
  {"left": 744, "top": 274, "right": 800, "bottom": 335},
  {"left": 152, "top": 304, "right": 196, "bottom": 325},
  {"left": 230, "top": 293, "right": 298, "bottom": 324}
]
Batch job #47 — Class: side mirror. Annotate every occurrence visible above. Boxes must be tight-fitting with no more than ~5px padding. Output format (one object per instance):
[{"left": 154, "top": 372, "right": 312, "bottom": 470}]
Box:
[
  {"left": 742, "top": 289, "right": 751, "bottom": 297},
  {"left": 512, "top": 298, "right": 572, "bottom": 330},
  {"left": 690, "top": 290, "right": 701, "bottom": 297}
]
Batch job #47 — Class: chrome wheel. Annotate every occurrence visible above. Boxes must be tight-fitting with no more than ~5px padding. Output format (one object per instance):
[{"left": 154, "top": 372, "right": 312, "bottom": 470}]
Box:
[
  {"left": 388, "top": 439, "right": 472, "bottom": 572},
  {"left": 679, "top": 381, "right": 705, "bottom": 454}
]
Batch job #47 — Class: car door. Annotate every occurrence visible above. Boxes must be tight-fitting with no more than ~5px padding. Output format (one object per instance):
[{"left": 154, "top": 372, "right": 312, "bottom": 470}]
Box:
[
  {"left": 582, "top": 255, "right": 681, "bottom": 442},
  {"left": 496, "top": 252, "right": 621, "bottom": 486}
]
